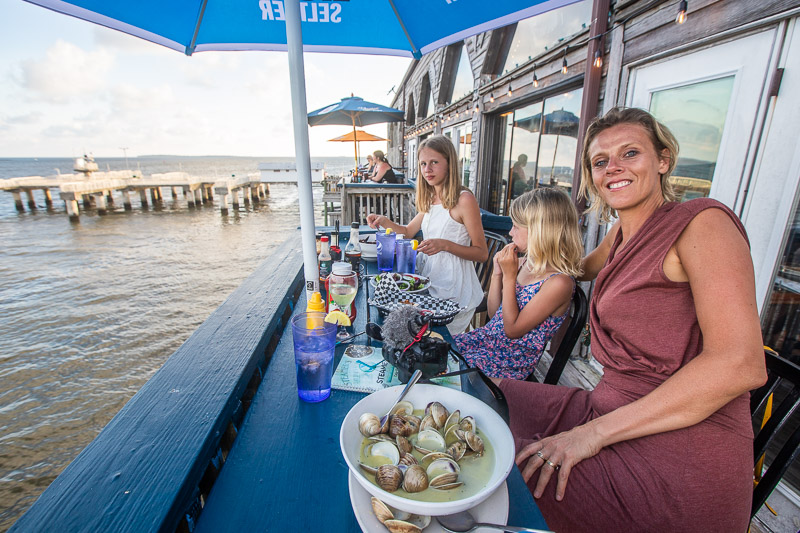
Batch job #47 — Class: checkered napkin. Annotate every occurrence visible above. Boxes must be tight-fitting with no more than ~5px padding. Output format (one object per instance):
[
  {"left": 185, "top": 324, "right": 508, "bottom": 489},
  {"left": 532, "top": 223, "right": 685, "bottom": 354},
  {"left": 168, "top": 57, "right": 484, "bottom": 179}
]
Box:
[{"left": 369, "top": 275, "right": 464, "bottom": 325}]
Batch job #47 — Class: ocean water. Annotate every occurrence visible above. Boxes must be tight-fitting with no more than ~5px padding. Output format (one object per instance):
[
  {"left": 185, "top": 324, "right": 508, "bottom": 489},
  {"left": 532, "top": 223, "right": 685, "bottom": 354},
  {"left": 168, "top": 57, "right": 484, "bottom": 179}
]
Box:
[{"left": 0, "top": 155, "right": 353, "bottom": 530}]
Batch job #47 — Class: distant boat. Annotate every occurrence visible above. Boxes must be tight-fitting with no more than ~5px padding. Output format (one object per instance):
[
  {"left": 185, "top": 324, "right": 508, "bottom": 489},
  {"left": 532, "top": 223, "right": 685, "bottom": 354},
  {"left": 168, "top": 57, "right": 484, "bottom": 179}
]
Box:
[{"left": 74, "top": 154, "right": 99, "bottom": 175}]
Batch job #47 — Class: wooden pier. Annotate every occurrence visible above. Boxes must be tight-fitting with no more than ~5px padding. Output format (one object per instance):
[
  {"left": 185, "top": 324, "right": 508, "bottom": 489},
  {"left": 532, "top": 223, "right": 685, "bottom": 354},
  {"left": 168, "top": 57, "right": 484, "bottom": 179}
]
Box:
[{"left": 0, "top": 171, "right": 272, "bottom": 220}]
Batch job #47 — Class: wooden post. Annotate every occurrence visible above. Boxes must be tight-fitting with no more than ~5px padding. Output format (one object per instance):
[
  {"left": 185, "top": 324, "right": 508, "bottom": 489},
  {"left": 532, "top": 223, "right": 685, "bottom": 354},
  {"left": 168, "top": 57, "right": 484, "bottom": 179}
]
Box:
[
  {"left": 150, "top": 188, "right": 158, "bottom": 203},
  {"left": 83, "top": 195, "right": 92, "bottom": 209},
  {"left": 24, "top": 189, "right": 36, "bottom": 209},
  {"left": 12, "top": 191, "right": 24, "bottom": 212},
  {"left": 65, "top": 199, "right": 80, "bottom": 220},
  {"left": 202, "top": 186, "right": 210, "bottom": 204},
  {"left": 264, "top": 184, "right": 270, "bottom": 196},
  {"left": 194, "top": 188, "right": 203, "bottom": 206},
  {"left": 172, "top": 187, "right": 178, "bottom": 199},
  {"left": 95, "top": 193, "right": 108, "bottom": 214},
  {"left": 139, "top": 189, "right": 149, "bottom": 207},
  {"left": 232, "top": 188, "right": 240, "bottom": 210},
  {"left": 187, "top": 187, "right": 195, "bottom": 207},
  {"left": 207, "top": 186, "right": 214, "bottom": 201},
  {"left": 220, "top": 192, "right": 230, "bottom": 215},
  {"left": 106, "top": 190, "right": 114, "bottom": 204},
  {"left": 43, "top": 189, "right": 53, "bottom": 207},
  {"left": 122, "top": 190, "right": 133, "bottom": 210},
  {"left": 243, "top": 186, "right": 251, "bottom": 205}
]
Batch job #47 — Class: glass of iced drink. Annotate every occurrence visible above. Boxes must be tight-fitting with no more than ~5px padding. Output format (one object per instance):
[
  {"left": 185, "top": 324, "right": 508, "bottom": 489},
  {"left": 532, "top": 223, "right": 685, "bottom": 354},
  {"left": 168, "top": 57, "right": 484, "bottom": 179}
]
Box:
[{"left": 290, "top": 312, "right": 337, "bottom": 402}]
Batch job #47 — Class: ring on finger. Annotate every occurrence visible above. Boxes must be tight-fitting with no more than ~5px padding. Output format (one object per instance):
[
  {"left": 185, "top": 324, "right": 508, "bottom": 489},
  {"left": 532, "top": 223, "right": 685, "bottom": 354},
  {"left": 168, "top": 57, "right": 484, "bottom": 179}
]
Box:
[
  {"left": 536, "top": 451, "right": 547, "bottom": 461},
  {"left": 545, "top": 459, "right": 559, "bottom": 470}
]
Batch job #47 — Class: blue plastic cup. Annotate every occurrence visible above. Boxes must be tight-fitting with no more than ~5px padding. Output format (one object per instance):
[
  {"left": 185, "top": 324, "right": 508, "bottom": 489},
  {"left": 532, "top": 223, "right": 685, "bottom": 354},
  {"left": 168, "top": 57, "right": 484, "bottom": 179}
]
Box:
[
  {"left": 291, "top": 312, "right": 337, "bottom": 402},
  {"left": 376, "top": 231, "right": 397, "bottom": 272},
  {"left": 395, "top": 239, "right": 417, "bottom": 274}
]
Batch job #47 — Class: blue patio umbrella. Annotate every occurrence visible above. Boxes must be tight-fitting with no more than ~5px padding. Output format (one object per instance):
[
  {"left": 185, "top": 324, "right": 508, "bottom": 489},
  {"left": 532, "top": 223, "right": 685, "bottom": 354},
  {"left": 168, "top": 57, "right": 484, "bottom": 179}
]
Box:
[
  {"left": 24, "top": 0, "right": 582, "bottom": 300},
  {"left": 309, "top": 95, "right": 404, "bottom": 169}
]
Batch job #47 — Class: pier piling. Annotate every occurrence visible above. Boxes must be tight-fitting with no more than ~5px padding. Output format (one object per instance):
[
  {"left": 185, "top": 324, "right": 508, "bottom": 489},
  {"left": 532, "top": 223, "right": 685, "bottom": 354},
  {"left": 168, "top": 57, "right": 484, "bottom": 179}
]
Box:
[
  {"left": 122, "top": 190, "right": 132, "bottom": 210},
  {"left": 12, "top": 191, "right": 24, "bottom": 212},
  {"left": 44, "top": 189, "right": 53, "bottom": 207},
  {"left": 139, "top": 189, "right": 149, "bottom": 207}
]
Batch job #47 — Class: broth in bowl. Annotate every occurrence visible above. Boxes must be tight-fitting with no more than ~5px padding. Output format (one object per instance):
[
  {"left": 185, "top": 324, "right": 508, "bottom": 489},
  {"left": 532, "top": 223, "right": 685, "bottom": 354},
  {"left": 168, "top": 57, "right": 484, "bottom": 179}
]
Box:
[{"left": 340, "top": 384, "right": 515, "bottom": 517}]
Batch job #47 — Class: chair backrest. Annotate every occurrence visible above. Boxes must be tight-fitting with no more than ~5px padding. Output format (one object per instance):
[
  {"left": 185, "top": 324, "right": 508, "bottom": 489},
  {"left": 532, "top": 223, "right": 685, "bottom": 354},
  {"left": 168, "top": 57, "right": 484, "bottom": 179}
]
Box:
[
  {"left": 751, "top": 349, "right": 800, "bottom": 518},
  {"left": 475, "top": 231, "right": 509, "bottom": 294},
  {"left": 526, "top": 283, "right": 588, "bottom": 385}
]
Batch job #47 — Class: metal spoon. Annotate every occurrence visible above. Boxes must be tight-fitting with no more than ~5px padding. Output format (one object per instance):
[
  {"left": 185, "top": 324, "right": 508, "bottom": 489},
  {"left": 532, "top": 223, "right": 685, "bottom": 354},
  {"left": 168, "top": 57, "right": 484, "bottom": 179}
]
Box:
[
  {"left": 380, "top": 369, "right": 422, "bottom": 426},
  {"left": 436, "top": 510, "right": 553, "bottom": 533}
]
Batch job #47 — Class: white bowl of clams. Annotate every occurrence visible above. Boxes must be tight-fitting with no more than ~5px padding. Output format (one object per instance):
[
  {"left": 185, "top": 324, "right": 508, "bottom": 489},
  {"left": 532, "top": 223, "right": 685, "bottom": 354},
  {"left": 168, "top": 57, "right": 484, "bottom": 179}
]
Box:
[{"left": 339, "top": 384, "right": 515, "bottom": 522}]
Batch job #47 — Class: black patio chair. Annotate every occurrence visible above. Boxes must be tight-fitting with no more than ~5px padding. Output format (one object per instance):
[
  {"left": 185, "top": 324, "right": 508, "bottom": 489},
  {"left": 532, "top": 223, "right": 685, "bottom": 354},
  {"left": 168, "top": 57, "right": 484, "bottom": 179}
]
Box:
[
  {"left": 751, "top": 348, "right": 800, "bottom": 518},
  {"left": 471, "top": 231, "right": 510, "bottom": 328},
  {"left": 525, "top": 284, "right": 588, "bottom": 385}
]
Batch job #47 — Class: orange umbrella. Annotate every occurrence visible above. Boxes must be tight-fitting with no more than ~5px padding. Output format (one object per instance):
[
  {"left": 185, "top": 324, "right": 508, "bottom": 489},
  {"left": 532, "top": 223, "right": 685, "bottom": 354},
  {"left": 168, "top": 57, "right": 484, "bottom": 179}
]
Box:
[{"left": 328, "top": 130, "right": 388, "bottom": 170}]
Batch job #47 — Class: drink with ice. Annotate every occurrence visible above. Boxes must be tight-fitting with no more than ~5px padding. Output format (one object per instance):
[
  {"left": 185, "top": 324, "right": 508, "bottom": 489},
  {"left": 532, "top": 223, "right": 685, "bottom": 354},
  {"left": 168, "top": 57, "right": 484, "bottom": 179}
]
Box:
[
  {"left": 395, "top": 239, "right": 417, "bottom": 274},
  {"left": 291, "top": 312, "right": 337, "bottom": 402},
  {"left": 376, "top": 231, "right": 396, "bottom": 272}
]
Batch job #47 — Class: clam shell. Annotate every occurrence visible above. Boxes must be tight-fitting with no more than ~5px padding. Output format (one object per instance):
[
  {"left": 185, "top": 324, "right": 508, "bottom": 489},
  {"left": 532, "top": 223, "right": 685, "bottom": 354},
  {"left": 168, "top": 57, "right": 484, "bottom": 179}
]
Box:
[
  {"left": 444, "top": 424, "right": 462, "bottom": 446},
  {"left": 464, "top": 430, "right": 484, "bottom": 455},
  {"left": 446, "top": 440, "right": 467, "bottom": 461},
  {"left": 418, "top": 414, "right": 437, "bottom": 432},
  {"left": 459, "top": 415, "right": 476, "bottom": 433},
  {"left": 426, "top": 456, "right": 460, "bottom": 476},
  {"left": 391, "top": 400, "right": 415, "bottom": 416},
  {"left": 431, "top": 481, "right": 463, "bottom": 490},
  {"left": 359, "top": 412, "right": 382, "bottom": 437},
  {"left": 398, "top": 452, "right": 418, "bottom": 467},
  {"left": 426, "top": 401, "right": 449, "bottom": 429},
  {"left": 371, "top": 497, "right": 394, "bottom": 524},
  {"left": 396, "top": 435, "right": 413, "bottom": 455},
  {"left": 384, "top": 519, "right": 422, "bottom": 533},
  {"left": 444, "top": 409, "right": 461, "bottom": 431},
  {"left": 429, "top": 472, "right": 459, "bottom": 487},
  {"left": 367, "top": 441, "right": 400, "bottom": 465},
  {"left": 376, "top": 464, "right": 404, "bottom": 492},
  {"left": 401, "top": 464, "right": 429, "bottom": 493},
  {"left": 389, "top": 415, "right": 416, "bottom": 438},
  {"left": 413, "top": 428, "right": 446, "bottom": 454}
]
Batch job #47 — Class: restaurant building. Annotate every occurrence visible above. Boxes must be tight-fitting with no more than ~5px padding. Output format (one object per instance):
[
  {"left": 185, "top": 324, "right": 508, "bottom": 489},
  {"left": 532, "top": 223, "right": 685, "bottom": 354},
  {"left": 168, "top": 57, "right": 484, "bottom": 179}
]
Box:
[{"left": 387, "top": 0, "right": 800, "bottom": 514}]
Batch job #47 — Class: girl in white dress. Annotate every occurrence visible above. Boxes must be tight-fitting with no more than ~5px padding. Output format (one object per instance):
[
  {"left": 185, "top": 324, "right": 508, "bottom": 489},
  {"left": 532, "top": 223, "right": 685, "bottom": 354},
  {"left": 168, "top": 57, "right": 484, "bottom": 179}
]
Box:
[{"left": 367, "top": 135, "right": 487, "bottom": 334}]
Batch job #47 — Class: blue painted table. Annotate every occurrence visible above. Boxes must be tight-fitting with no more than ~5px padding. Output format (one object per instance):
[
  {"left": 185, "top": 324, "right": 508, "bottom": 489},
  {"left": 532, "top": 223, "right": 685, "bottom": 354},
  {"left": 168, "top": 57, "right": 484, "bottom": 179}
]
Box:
[{"left": 195, "top": 259, "right": 548, "bottom": 532}]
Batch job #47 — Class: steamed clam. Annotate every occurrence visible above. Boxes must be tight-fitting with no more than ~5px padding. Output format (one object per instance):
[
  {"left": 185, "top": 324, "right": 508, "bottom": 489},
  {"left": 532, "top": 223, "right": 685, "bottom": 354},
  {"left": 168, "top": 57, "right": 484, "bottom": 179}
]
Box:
[
  {"left": 357, "top": 399, "right": 491, "bottom": 503},
  {"left": 370, "top": 497, "right": 431, "bottom": 533}
]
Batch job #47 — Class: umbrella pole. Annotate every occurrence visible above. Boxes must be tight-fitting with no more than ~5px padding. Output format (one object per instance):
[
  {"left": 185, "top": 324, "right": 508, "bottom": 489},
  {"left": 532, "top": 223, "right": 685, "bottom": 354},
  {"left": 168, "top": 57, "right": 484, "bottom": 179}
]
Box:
[
  {"left": 352, "top": 120, "right": 359, "bottom": 173},
  {"left": 286, "top": 0, "right": 319, "bottom": 301}
]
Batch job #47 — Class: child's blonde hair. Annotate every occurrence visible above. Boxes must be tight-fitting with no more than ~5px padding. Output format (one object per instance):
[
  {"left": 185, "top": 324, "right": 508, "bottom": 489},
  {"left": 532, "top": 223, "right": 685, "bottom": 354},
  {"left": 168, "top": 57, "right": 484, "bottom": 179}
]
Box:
[
  {"left": 416, "top": 135, "right": 464, "bottom": 212},
  {"left": 509, "top": 188, "right": 584, "bottom": 278}
]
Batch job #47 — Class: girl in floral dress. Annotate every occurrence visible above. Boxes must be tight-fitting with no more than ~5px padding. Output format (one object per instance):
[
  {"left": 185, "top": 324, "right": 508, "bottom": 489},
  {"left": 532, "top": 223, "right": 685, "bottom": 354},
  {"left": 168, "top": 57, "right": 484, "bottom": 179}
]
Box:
[{"left": 454, "top": 188, "right": 583, "bottom": 380}]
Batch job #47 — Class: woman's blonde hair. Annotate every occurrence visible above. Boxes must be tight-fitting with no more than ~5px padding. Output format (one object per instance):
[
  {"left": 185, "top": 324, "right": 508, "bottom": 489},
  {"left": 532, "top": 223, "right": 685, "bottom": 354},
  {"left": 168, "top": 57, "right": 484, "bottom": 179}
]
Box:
[
  {"left": 578, "top": 107, "right": 679, "bottom": 222},
  {"left": 416, "top": 135, "right": 464, "bottom": 212},
  {"left": 509, "top": 188, "right": 584, "bottom": 278}
]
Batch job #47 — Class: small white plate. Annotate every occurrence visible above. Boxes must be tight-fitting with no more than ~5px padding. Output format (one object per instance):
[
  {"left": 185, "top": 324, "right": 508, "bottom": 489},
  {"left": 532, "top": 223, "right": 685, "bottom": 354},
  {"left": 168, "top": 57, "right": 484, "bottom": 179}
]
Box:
[{"left": 349, "top": 472, "right": 509, "bottom": 533}]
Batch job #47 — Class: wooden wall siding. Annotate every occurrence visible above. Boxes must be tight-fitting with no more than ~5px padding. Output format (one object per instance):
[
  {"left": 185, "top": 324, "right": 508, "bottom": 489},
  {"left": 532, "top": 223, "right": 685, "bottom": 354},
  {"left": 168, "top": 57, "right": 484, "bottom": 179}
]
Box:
[{"left": 621, "top": 0, "right": 800, "bottom": 65}]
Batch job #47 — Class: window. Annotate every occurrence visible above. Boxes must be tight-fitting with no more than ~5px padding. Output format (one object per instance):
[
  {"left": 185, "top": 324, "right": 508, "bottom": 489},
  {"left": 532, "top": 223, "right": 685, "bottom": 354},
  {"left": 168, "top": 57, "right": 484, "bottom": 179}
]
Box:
[
  {"left": 443, "top": 122, "right": 473, "bottom": 188},
  {"left": 649, "top": 76, "right": 735, "bottom": 202},
  {"left": 501, "top": 1, "right": 592, "bottom": 75},
  {"left": 450, "top": 44, "right": 474, "bottom": 104},
  {"left": 486, "top": 87, "right": 583, "bottom": 215},
  {"left": 420, "top": 75, "right": 434, "bottom": 119}
]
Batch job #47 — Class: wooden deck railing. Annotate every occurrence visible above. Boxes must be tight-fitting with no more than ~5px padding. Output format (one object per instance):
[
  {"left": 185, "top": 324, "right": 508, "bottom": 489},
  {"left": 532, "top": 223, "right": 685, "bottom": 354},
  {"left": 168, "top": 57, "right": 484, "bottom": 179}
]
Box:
[
  {"left": 339, "top": 182, "right": 415, "bottom": 225},
  {"left": 10, "top": 233, "right": 305, "bottom": 533}
]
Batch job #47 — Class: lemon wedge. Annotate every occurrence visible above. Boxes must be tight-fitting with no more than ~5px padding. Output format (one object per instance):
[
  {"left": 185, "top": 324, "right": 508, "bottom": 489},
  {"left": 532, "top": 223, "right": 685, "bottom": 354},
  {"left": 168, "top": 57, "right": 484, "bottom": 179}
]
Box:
[
  {"left": 411, "top": 239, "right": 419, "bottom": 250},
  {"left": 385, "top": 228, "right": 394, "bottom": 235},
  {"left": 324, "top": 310, "right": 352, "bottom": 327}
]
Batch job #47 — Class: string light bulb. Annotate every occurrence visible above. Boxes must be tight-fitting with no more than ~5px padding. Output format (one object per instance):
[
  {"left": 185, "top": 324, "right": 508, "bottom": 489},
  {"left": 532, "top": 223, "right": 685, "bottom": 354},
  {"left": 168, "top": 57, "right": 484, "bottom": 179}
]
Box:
[
  {"left": 507, "top": 85, "right": 513, "bottom": 97},
  {"left": 489, "top": 92, "right": 495, "bottom": 103},
  {"left": 593, "top": 49, "right": 603, "bottom": 68},
  {"left": 676, "top": 0, "right": 687, "bottom": 24},
  {"left": 562, "top": 48, "right": 568, "bottom": 74},
  {"left": 474, "top": 104, "right": 479, "bottom": 114},
  {"left": 532, "top": 66, "right": 539, "bottom": 88}
]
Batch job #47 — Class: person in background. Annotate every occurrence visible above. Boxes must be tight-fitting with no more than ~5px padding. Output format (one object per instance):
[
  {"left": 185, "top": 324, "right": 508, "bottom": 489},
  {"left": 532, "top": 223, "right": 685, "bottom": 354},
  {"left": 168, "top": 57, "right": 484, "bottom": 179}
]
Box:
[
  {"left": 360, "top": 154, "right": 375, "bottom": 174},
  {"left": 511, "top": 153, "right": 531, "bottom": 198},
  {"left": 368, "top": 150, "right": 399, "bottom": 184},
  {"left": 367, "top": 135, "right": 487, "bottom": 334},
  {"left": 454, "top": 188, "right": 582, "bottom": 382},
  {"left": 500, "top": 107, "right": 766, "bottom": 532}
]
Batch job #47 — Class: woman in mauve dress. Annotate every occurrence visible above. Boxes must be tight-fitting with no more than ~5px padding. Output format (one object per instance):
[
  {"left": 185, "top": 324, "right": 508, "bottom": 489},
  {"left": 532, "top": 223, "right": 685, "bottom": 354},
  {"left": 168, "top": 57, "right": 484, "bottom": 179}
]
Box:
[{"left": 500, "top": 107, "right": 767, "bottom": 532}]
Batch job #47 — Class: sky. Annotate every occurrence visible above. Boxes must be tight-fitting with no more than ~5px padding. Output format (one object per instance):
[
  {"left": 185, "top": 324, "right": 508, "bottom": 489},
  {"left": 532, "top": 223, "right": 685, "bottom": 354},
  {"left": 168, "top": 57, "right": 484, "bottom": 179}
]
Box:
[{"left": 0, "top": 0, "right": 412, "bottom": 158}]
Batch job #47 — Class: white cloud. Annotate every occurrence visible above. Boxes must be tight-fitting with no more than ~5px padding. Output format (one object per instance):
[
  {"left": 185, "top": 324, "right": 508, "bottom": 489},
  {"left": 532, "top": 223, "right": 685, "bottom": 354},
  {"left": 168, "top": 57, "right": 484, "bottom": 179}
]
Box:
[
  {"left": 20, "top": 40, "right": 114, "bottom": 102},
  {"left": 5, "top": 112, "right": 43, "bottom": 125}
]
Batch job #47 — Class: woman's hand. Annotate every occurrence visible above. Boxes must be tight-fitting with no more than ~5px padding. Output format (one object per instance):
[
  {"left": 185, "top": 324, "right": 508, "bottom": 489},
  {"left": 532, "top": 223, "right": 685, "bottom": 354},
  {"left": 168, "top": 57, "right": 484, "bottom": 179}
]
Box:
[
  {"left": 416, "top": 238, "right": 449, "bottom": 256},
  {"left": 497, "top": 244, "right": 519, "bottom": 278},
  {"left": 366, "top": 214, "right": 386, "bottom": 230},
  {"left": 516, "top": 422, "right": 603, "bottom": 501}
]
